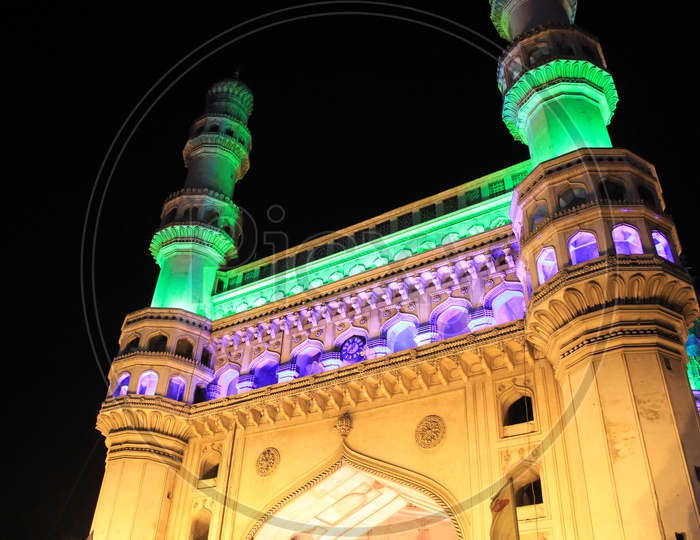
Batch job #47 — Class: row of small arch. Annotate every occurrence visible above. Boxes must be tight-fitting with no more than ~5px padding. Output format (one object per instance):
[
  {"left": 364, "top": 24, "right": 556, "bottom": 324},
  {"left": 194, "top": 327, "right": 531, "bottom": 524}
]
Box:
[
  {"left": 111, "top": 289, "right": 527, "bottom": 401},
  {"left": 527, "top": 179, "right": 658, "bottom": 235},
  {"left": 534, "top": 225, "right": 674, "bottom": 286}
]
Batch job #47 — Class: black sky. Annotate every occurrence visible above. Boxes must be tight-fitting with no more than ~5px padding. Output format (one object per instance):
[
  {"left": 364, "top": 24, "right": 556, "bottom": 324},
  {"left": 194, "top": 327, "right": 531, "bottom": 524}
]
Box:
[{"left": 14, "top": 2, "right": 698, "bottom": 539}]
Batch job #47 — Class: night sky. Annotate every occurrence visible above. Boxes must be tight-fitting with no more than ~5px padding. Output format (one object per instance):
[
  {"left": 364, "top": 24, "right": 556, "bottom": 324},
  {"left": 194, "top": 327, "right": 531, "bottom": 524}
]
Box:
[{"left": 14, "top": 2, "right": 697, "bottom": 539}]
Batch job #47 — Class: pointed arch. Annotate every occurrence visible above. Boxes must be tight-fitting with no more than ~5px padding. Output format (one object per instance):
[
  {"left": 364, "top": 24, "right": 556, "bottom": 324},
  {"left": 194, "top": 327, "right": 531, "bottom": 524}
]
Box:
[
  {"left": 381, "top": 313, "right": 419, "bottom": 354},
  {"left": 189, "top": 507, "right": 211, "bottom": 540},
  {"left": 214, "top": 365, "right": 241, "bottom": 397},
  {"left": 291, "top": 339, "right": 325, "bottom": 377},
  {"left": 246, "top": 442, "right": 469, "bottom": 540},
  {"left": 430, "top": 298, "right": 472, "bottom": 340}
]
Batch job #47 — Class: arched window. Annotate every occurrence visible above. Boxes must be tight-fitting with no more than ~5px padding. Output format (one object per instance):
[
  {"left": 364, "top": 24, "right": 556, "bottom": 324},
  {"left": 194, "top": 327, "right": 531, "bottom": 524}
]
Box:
[
  {"left": 386, "top": 321, "right": 418, "bottom": 353},
  {"left": 190, "top": 510, "right": 211, "bottom": 540},
  {"left": 529, "top": 202, "right": 549, "bottom": 232},
  {"left": 166, "top": 377, "right": 186, "bottom": 401},
  {"left": 112, "top": 373, "right": 130, "bottom": 397},
  {"left": 175, "top": 338, "right": 194, "bottom": 359},
  {"left": 294, "top": 345, "right": 324, "bottom": 376},
  {"left": 125, "top": 337, "right": 139, "bottom": 353},
  {"left": 216, "top": 369, "right": 239, "bottom": 397},
  {"left": 504, "top": 395, "right": 534, "bottom": 426},
  {"left": 612, "top": 224, "right": 643, "bottom": 255},
  {"left": 536, "top": 247, "right": 558, "bottom": 284},
  {"left": 147, "top": 335, "right": 167, "bottom": 352},
  {"left": 200, "top": 452, "right": 220, "bottom": 481},
  {"left": 599, "top": 179, "right": 626, "bottom": 201},
  {"left": 191, "top": 385, "right": 206, "bottom": 403},
  {"left": 568, "top": 231, "right": 599, "bottom": 265},
  {"left": 652, "top": 231, "right": 674, "bottom": 262},
  {"left": 200, "top": 348, "right": 212, "bottom": 368},
  {"left": 203, "top": 209, "right": 218, "bottom": 226},
  {"left": 516, "top": 478, "right": 543, "bottom": 506},
  {"left": 492, "top": 290, "right": 526, "bottom": 324},
  {"left": 558, "top": 186, "right": 587, "bottom": 212},
  {"left": 253, "top": 359, "right": 279, "bottom": 389},
  {"left": 436, "top": 306, "right": 471, "bottom": 340},
  {"left": 637, "top": 184, "right": 657, "bottom": 208},
  {"left": 137, "top": 371, "right": 158, "bottom": 395}
]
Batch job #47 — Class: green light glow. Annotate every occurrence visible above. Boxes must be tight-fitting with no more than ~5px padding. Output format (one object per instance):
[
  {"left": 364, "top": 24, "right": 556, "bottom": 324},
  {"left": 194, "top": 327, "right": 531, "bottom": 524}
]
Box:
[
  {"left": 502, "top": 59, "right": 618, "bottom": 167},
  {"left": 150, "top": 225, "right": 235, "bottom": 317},
  {"left": 687, "top": 318, "right": 700, "bottom": 391},
  {"left": 211, "top": 192, "right": 515, "bottom": 320}
]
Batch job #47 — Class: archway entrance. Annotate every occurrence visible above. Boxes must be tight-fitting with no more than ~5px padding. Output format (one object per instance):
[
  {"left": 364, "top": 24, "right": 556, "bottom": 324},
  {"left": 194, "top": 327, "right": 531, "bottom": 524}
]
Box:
[{"left": 252, "top": 462, "right": 460, "bottom": 539}]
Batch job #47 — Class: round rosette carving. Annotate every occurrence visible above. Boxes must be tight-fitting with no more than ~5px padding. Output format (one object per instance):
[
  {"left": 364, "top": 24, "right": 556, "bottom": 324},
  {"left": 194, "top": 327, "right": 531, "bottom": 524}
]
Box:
[
  {"left": 415, "top": 415, "right": 446, "bottom": 448},
  {"left": 255, "top": 447, "right": 280, "bottom": 477}
]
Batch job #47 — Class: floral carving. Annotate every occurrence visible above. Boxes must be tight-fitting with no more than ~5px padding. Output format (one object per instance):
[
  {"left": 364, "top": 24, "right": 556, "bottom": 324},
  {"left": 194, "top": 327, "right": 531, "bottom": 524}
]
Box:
[
  {"left": 415, "top": 415, "right": 446, "bottom": 448},
  {"left": 255, "top": 447, "right": 280, "bottom": 477}
]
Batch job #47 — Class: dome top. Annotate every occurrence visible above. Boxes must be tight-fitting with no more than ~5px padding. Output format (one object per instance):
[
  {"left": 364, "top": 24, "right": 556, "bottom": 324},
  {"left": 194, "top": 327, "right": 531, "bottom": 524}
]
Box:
[{"left": 205, "top": 72, "right": 253, "bottom": 117}]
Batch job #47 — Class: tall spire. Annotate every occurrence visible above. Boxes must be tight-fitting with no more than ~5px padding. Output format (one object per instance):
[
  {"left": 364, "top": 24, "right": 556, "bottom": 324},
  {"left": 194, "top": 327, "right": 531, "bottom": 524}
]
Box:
[
  {"left": 492, "top": 0, "right": 616, "bottom": 167},
  {"left": 182, "top": 75, "right": 253, "bottom": 197},
  {"left": 149, "top": 76, "right": 253, "bottom": 316}
]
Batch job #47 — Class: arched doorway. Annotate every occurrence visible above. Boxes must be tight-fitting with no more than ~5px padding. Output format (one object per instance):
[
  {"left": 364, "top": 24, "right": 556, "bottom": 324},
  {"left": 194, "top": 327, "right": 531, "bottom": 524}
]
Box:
[{"left": 251, "top": 462, "right": 461, "bottom": 539}]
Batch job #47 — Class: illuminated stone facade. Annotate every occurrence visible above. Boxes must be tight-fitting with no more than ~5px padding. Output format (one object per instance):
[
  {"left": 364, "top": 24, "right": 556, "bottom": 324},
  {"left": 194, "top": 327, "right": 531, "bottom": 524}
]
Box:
[{"left": 89, "top": 1, "right": 700, "bottom": 539}]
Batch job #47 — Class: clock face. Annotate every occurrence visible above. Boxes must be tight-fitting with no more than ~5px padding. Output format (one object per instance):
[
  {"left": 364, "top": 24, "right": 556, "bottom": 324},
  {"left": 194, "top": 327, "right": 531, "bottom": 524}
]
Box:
[{"left": 340, "top": 336, "right": 365, "bottom": 363}]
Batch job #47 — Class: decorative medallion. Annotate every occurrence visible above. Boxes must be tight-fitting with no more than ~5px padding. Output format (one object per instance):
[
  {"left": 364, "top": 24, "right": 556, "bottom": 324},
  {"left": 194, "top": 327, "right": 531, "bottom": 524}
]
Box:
[
  {"left": 334, "top": 413, "right": 352, "bottom": 437},
  {"left": 337, "top": 323, "right": 345, "bottom": 331},
  {"left": 432, "top": 295, "right": 441, "bottom": 304},
  {"left": 272, "top": 340, "right": 280, "bottom": 349},
  {"left": 255, "top": 447, "right": 280, "bottom": 477},
  {"left": 253, "top": 346, "right": 261, "bottom": 356},
  {"left": 383, "top": 309, "right": 391, "bottom": 318},
  {"left": 407, "top": 302, "right": 416, "bottom": 311},
  {"left": 294, "top": 334, "right": 302, "bottom": 344},
  {"left": 234, "top": 352, "right": 242, "bottom": 361},
  {"left": 315, "top": 329, "right": 323, "bottom": 337},
  {"left": 415, "top": 415, "right": 446, "bottom": 448},
  {"left": 359, "top": 317, "right": 367, "bottom": 325}
]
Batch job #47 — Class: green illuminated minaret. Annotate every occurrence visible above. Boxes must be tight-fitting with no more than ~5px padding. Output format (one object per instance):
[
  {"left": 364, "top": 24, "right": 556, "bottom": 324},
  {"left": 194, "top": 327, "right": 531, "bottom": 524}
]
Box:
[
  {"left": 492, "top": 0, "right": 617, "bottom": 167},
  {"left": 497, "top": 1, "right": 700, "bottom": 537},
  {"left": 149, "top": 75, "right": 253, "bottom": 316}
]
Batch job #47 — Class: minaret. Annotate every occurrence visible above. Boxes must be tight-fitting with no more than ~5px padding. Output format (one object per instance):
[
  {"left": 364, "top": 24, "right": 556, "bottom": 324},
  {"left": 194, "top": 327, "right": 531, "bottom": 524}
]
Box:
[
  {"left": 150, "top": 74, "right": 253, "bottom": 317},
  {"left": 89, "top": 76, "right": 252, "bottom": 540},
  {"left": 495, "top": 0, "right": 700, "bottom": 537},
  {"left": 493, "top": 0, "right": 615, "bottom": 167}
]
